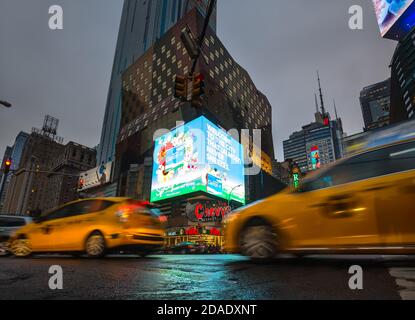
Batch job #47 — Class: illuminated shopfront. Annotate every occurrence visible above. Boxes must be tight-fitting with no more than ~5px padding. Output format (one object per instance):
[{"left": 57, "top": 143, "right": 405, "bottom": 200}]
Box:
[{"left": 161, "top": 197, "right": 233, "bottom": 248}]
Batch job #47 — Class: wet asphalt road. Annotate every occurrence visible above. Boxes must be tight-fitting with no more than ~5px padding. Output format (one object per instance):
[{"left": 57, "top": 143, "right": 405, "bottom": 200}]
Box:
[{"left": 1, "top": 254, "right": 414, "bottom": 300}]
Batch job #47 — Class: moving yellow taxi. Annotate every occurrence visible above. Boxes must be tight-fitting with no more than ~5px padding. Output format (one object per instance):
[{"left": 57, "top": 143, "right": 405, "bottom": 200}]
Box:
[
  {"left": 10, "top": 198, "right": 165, "bottom": 258},
  {"left": 224, "top": 139, "right": 415, "bottom": 261}
]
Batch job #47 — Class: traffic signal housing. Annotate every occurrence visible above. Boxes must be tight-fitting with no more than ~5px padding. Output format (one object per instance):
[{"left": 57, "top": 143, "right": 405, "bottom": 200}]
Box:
[
  {"left": 174, "top": 75, "right": 188, "bottom": 101},
  {"left": 191, "top": 73, "right": 205, "bottom": 108},
  {"left": 192, "top": 73, "right": 205, "bottom": 99},
  {"left": 180, "top": 27, "right": 199, "bottom": 60},
  {"left": 3, "top": 159, "right": 12, "bottom": 175}
]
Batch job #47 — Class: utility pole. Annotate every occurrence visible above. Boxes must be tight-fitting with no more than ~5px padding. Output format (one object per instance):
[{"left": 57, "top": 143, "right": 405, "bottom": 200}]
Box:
[{"left": 190, "top": 0, "right": 216, "bottom": 75}]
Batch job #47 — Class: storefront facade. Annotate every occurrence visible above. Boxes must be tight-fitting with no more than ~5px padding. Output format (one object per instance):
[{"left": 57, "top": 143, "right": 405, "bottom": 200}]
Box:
[{"left": 158, "top": 195, "right": 234, "bottom": 248}]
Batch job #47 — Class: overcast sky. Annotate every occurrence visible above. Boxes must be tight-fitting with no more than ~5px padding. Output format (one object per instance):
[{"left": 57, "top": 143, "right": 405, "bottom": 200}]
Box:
[{"left": 0, "top": 0, "right": 397, "bottom": 161}]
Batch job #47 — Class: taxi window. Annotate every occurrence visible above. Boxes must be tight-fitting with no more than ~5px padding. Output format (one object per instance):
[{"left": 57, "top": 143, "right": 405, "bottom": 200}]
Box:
[
  {"left": 301, "top": 141, "right": 415, "bottom": 192},
  {"left": 66, "top": 200, "right": 115, "bottom": 217},
  {"left": 40, "top": 200, "right": 114, "bottom": 221}
]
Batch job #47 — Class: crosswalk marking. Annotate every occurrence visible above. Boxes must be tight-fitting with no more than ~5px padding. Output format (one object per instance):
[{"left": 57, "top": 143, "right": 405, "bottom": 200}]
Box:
[{"left": 389, "top": 267, "right": 415, "bottom": 300}]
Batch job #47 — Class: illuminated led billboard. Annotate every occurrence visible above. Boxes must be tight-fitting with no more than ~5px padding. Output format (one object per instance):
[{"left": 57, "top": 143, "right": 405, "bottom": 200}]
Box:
[
  {"left": 151, "top": 116, "right": 245, "bottom": 204},
  {"left": 310, "top": 146, "right": 321, "bottom": 171},
  {"left": 373, "top": 0, "right": 415, "bottom": 39}
]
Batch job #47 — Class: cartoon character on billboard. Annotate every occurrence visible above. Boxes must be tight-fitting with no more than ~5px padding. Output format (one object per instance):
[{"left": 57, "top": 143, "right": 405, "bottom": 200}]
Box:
[
  {"left": 156, "top": 140, "right": 174, "bottom": 183},
  {"left": 310, "top": 146, "right": 321, "bottom": 171}
]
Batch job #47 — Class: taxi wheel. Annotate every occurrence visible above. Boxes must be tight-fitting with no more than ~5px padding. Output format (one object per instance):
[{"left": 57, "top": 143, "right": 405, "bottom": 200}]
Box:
[
  {"left": 0, "top": 246, "right": 11, "bottom": 257},
  {"left": 10, "top": 239, "right": 32, "bottom": 258},
  {"left": 85, "top": 232, "right": 106, "bottom": 258},
  {"left": 240, "top": 223, "right": 278, "bottom": 261}
]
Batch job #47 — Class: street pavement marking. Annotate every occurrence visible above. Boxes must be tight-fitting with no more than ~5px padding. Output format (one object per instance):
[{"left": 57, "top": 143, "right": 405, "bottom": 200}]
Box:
[{"left": 389, "top": 267, "right": 415, "bottom": 300}]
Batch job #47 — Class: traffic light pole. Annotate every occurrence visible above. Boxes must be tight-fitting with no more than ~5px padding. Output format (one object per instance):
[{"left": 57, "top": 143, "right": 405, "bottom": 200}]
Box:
[{"left": 190, "top": 0, "right": 216, "bottom": 75}]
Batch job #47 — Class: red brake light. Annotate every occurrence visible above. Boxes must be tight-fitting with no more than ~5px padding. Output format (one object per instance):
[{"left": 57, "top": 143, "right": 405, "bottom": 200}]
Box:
[
  {"left": 158, "top": 215, "right": 168, "bottom": 223},
  {"left": 116, "top": 204, "right": 141, "bottom": 223}
]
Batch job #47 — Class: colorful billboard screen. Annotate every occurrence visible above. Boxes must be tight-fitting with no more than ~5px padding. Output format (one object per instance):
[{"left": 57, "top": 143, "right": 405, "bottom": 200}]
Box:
[
  {"left": 151, "top": 116, "right": 245, "bottom": 204},
  {"left": 310, "top": 146, "right": 321, "bottom": 171},
  {"left": 373, "top": 0, "right": 415, "bottom": 39}
]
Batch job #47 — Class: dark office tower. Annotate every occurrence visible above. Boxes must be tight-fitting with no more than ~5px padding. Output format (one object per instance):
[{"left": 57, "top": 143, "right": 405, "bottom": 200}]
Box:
[
  {"left": 359, "top": 79, "right": 391, "bottom": 131},
  {"left": 97, "top": 0, "right": 216, "bottom": 166},
  {"left": 115, "top": 8, "right": 276, "bottom": 246},
  {"left": 390, "top": 27, "right": 415, "bottom": 123},
  {"left": 116, "top": 8, "right": 274, "bottom": 201},
  {"left": 0, "top": 146, "right": 13, "bottom": 213}
]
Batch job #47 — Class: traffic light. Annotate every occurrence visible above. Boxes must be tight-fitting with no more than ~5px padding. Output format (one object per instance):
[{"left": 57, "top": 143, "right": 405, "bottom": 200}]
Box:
[
  {"left": 180, "top": 27, "right": 199, "bottom": 60},
  {"left": 174, "top": 75, "right": 188, "bottom": 101},
  {"left": 191, "top": 73, "right": 205, "bottom": 108},
  {"left": 78, "top": 178, "right": 85, "bottom": 190},
  {"left": 3, "top": 159, "right": 12, "bottom": 175},
  {"left": 192, "top": 73, "right": 205, "bottom": 99}
]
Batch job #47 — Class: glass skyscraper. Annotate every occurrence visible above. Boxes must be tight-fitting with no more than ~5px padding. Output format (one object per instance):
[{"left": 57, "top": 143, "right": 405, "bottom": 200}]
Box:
[{"left": 97, "top": 0, "right": 216, "bottom": 165}]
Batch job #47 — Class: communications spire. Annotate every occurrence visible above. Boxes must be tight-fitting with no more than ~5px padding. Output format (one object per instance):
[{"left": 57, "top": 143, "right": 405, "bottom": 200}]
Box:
[
  {"left": 314, "top": 93, "right": 319, "bottom": 114},
  {"left": 317, "top": 71, "right": 326, "bottom": 116},
  {"left": 333, "top": 99, "right": 339, "bottom": 120}
]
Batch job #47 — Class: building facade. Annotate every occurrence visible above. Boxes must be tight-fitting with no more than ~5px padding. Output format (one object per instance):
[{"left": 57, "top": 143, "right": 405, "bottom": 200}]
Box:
[
  {"left": 0, "top": 146, "right": 14, "bottom": 213},
  {"left": 0, "top": 132, "right": 29, "bottom": 214},
  {"left": 390, "top": 27, "right": 415, "bottom": 123},
  {"left": 44, "top": 142, "right": 96, "bottom": 212},
  {"left": 115, "top": 8, "right": 276, "bottom": 247},
  {"left": 283, "top": 112, "right": 344, "bottom": 173},
  {"left": 360, "top": 79, "right": 391, "bottom": 131},
  {"left": 97, "top": 0, "right": 216, "bottom": 166},
  {"left": 4, "top": 117, "right": 96, "bottom": 216}
]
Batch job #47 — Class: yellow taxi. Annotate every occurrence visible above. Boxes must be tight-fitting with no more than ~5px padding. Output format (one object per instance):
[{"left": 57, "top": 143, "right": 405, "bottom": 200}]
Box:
[
  {"left": 224, "top": 139, "right": 415, "bottom": 261},
  {"left": 10, "top": 198, "right": 165, "bottom": 258}
]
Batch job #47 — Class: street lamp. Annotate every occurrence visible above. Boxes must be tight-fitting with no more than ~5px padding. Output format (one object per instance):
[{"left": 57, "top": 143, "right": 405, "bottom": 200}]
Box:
[
  {"left": 228, "top": 184, "right": 242, "bottom": 207},
  {"left": 0, "top": 101, "right": 12, "bottom": 108}
]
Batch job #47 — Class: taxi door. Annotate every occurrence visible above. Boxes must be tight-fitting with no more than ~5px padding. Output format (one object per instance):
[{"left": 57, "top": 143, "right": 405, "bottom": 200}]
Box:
[
  {"left": 369, "top": 141, "right": 415, "bottom": 246},
  {"left": 29, "top": 205, "right": 72, "bottom": 251},
  {"left": 290, "top": 150, "right": 384, "bottom": 248}
]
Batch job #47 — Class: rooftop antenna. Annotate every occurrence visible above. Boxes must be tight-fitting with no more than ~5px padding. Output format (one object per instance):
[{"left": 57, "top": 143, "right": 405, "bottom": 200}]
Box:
[
  {"left": 314, "top": 93, "right": 319, "bottom": 114},
  {"left": 317, "top": 71, "right": 326, "bottom": 116},
  {"left": 333, "top": 99, "right": 339, "bottom": 120}
]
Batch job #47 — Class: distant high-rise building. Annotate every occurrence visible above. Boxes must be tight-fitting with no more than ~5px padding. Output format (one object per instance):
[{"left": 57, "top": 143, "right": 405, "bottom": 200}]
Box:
[
  {"left": 390, "top": 27, "right": 415, "bottom": 123},
  {"left": 0, "top": 146, "right": 14, "bottom": 213},
  {"left": 4, "top": 117, "right": 95, "bottom": 216},
  {"left": 97, "top": 0, "right": 216, "bottom": 165},
  {"left": 359, "top": 79, "right": 391, "bottom": 131},
  {"left": 283, "top": 75, "right": 344, "bottom": 173},
  {"left": 0, "top": 132, "right": 29, "bottom": 214}
]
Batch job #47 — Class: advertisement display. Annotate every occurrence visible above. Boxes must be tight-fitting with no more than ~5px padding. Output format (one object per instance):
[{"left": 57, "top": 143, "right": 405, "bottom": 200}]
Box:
[
  {"left": 78, "top": 162, "right": 113, "bottom": 191},
  {"left": 310, "top": 146, "right": 321, "bottom": 171},
  {"left": 372, "top": 0, "right": 415, "bottom": 38},
  {"left": 151, "top": 116, "right": 245, "bottom": 204}
]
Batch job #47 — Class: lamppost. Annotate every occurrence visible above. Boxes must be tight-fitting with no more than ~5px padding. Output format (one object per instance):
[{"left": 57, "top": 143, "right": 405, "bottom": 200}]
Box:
[
  {"left": 0, "top": 101, "right": 12, "bottom": 108},
  {"left": 228, "top": 184, "right": 242, "bottom": 207}
]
